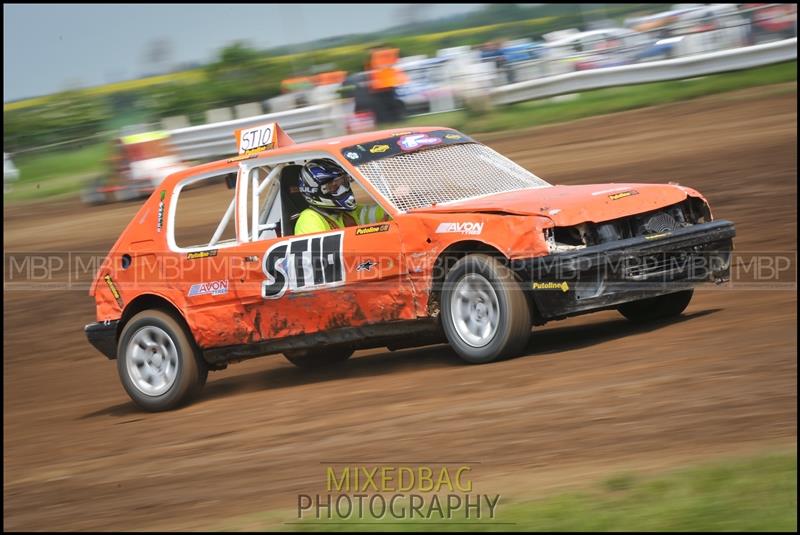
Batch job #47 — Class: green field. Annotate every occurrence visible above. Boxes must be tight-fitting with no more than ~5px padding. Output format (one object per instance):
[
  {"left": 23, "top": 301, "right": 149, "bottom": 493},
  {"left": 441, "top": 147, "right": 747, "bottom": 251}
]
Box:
[
  {"left": 4, "top": 141, "right": 111, "bottom": 202},
  {"left": 218, "top": 451, "right": 797, "bottom": 531},
  {"left": 4, "top": 60, "right": 796, "bottom": 204}
]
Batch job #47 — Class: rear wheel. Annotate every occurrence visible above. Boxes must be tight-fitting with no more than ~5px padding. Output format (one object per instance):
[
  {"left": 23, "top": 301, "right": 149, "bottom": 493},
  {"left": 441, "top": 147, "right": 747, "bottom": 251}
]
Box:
[
  {"left": 618, "top": 289, "right": 694, "bottom": 323},
  {"left": 284, "top": 347, "right": 354, "bottom": 370},
  {"left": 440, "top": 254, "right": 531, "bottom": 364},
  {"left": 81, "top": 178, "right": 111, "bottom": 205},
  {"left": 113, "top": 185, "right": 140, "bottom": 202},
  {"left": 117, "top": 310, "right": 207, "bottom": 411}
]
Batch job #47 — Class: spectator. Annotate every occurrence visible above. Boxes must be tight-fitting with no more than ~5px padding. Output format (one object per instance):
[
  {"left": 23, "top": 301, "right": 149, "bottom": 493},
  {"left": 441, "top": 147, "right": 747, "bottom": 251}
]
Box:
[{"left": 366, "top": 46, "right": 409, "bottom": 123}]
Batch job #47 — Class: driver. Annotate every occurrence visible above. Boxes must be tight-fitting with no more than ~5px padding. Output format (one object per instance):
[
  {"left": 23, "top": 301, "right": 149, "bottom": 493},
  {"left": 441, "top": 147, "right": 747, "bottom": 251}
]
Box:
[{"left": 295, "top": 159, "right": 389, "bottom": 235}]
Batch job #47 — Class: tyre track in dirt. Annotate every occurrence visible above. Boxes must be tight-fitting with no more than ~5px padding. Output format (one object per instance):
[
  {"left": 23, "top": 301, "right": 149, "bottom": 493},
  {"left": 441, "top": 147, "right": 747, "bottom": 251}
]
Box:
[{"left": 3, "top": 85, "right": 796, "bottom": 530}]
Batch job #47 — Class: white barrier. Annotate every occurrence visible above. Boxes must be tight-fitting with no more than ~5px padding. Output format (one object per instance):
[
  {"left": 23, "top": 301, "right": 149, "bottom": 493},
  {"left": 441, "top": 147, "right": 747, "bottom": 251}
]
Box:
[
  {"left": 167, "top": 103, "right": 345, "bottom": 160},
  {"left": 490, "top": 38, "right": 797, "bottom": 105},
  {"left": 166, "top": 38, "right": 796, "bottom": 160}
]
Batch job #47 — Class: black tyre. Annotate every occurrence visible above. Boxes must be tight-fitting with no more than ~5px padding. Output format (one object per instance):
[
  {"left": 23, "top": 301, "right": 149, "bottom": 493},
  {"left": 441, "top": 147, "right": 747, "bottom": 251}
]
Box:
[
  {"left": 113, "top": 185, "right": 140, "bottom": 203},
  {"left": 618, "top": 289, "right": 694, "bottom": 323},
  {"left": 81, "top": 178, "right": 110, "bottom": 205},
  {"left": 284, "top": 347, "right": 354, "bottom": 370},
  {"left": 117, "top": 310, "right": 208, "bottom": 412},
  {"left": 440, "top": 254, "right": 531, "bottom": 364},
  {"left": 81, "top": 188, "right": 109, "bottom": 206}
]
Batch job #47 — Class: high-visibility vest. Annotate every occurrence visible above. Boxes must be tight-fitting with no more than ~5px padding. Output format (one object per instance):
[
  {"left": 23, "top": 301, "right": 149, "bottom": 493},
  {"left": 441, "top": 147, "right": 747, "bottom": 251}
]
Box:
[
  {"left": 294, "top": 205, "right": 387, "bottom": 235},
  {"left": 368, "top": 48, "right": 408, "bottom": 90},
  {"left": 370, "top": 67, "right": 409, "bottom": 90}
]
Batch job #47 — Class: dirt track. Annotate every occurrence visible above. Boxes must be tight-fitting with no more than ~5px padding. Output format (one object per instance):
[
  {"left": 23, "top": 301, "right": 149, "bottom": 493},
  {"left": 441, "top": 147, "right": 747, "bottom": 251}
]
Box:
[{"left": 3, "top": 85, "right": 797, "bottom": 530}]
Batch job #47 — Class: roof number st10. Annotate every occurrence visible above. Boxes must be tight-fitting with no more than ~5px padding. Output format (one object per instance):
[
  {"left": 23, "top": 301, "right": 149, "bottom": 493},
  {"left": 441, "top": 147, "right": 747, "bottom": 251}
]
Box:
[{"left": 239, "top": 124, "right": 275, "bottom": 154}]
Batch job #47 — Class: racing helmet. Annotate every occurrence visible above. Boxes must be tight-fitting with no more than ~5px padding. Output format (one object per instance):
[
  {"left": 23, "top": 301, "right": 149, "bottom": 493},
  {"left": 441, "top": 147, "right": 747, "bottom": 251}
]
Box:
[{"left": 298, "top": 159, "right": 356, "bottom": 211}]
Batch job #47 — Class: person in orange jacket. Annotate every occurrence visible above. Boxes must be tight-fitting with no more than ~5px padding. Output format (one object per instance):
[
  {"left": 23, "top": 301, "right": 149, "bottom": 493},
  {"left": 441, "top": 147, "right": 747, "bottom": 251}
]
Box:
[{"left": 366, "top": 47, "right": 409, "bottom": 123}]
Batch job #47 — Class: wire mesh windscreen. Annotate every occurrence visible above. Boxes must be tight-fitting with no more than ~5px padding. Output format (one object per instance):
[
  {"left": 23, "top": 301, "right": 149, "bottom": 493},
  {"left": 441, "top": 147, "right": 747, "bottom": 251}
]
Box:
[{"left": 356, "top": 143, "right": 551, "bottom": 213}]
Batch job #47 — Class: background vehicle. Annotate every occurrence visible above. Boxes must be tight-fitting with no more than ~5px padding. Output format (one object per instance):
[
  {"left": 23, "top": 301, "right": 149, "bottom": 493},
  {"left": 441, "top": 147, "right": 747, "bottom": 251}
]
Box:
[
  {"left": 480, "top": 39, "right": 546, "bottom": 83},
  {"left": 4, "top": 152, "right": 20, "bottom": 194},
  {"left": 80, "top": 131, "right": 187, "bottom": 205},
  {"left": 395, "top": 56, "right": 456, "bottom": 115},
  {"left": 339, "top": 71, "right": 377, "bottom": 133},
  {"left": 743, "top": 3, "right": 798, "bottom": 44},
  {"left": 543, "top": 28, "right": 651, "bottom": 72},
  {"left": 627, "top": 3, "right": 750, "bottom": 60}
]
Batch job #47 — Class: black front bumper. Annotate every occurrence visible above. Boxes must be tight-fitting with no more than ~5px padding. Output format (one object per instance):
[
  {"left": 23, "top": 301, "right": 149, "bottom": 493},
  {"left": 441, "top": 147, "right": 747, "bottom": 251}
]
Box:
[
  {"left": 512, "top": 220, "right": 735, "bottom": 320},
  {"left": 84, "top": 320, "right": 119, "bottom": 359}
]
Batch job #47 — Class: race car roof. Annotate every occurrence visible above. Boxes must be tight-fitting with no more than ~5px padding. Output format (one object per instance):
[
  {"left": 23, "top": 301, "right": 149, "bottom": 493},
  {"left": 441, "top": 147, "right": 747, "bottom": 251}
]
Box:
[{"left": 156, "top": 126, "right": 464, "bottom": 192}]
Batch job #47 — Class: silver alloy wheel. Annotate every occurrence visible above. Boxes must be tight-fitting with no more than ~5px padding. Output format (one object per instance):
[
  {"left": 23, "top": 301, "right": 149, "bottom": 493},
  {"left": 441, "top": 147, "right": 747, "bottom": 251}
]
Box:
[
  {"left": 126, "top": 326, "right": 179, "bottom": 396},
  {"left": 450, "top": 273, "right": 500, "bottom": 348}
]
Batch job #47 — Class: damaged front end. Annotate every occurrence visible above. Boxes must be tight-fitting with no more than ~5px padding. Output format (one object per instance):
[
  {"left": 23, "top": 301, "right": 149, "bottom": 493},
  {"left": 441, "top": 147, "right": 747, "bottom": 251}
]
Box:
[{"left": 515, "top": 197, "right": 735, "bottom": 321}]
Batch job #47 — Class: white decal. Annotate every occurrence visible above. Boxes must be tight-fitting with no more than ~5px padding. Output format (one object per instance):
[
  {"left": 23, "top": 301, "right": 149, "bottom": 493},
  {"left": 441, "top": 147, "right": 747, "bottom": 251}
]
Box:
[
  {"left": 188, "top": 280, "right": 228, "bottom": 297},
  {"left": 398, "top": 134, "right": 442, "bottom": 151},
  {"left": 591, "top": 186, "right": 632, "bottom": 196},
  {"left": 436, "top": 222, "right": 484, "bottom": 236}
]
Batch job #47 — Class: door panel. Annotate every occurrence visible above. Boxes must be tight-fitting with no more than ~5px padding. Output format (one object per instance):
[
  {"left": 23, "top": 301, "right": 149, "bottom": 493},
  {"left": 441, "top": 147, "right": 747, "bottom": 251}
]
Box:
[{"left": 233, "top": 220, "right": 415, "bottom": 344}]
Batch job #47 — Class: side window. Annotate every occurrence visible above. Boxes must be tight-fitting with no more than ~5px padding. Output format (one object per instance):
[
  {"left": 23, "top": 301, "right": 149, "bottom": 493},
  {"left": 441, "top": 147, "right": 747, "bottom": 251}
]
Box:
[
  {"left": 317, "top": 158, "right": 391, "bottom": 215},
  {"left": 344, "top": 165, "right": 393, "bottom": 225},
  {"left": 173, "top": 172, "right": 237, "bottom": 249},
  {"left": 247, "top": 163, "right": 285, "bottom": 242},
  {"left": 350, "top": 174, "right": 381, "bottom": 208},
  {"left": 258, "top": 157, "right": 395, "bottom": 239}
]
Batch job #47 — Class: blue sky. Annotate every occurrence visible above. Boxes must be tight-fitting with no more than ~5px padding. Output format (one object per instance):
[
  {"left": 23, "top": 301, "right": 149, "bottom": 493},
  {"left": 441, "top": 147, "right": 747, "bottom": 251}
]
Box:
[{"left": 3, "top": 3, "right": 482, "bottom": 102}]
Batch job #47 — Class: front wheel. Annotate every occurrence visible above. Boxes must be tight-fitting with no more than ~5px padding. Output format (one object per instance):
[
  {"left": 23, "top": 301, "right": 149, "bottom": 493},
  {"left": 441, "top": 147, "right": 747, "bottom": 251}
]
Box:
[
  {"left": 112, "top": 185, "right": 141, "bottom": 203},
  {"left": 80, "top": 178, "right": 111, "bottom": 205},
  {"left": 618, "top": 289, "right": 694, "bottom": 323},
  {"left": 440, "top": 254, "right": 531, "bottom": 364},
  {"left": 117, "top": 310, "right": 208, "bottom": 411}
]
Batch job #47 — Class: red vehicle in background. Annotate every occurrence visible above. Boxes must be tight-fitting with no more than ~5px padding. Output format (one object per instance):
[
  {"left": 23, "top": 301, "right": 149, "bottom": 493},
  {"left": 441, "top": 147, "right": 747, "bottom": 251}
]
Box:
[{"left": 744, "top": 3, "right": 797, "bottom": 43}]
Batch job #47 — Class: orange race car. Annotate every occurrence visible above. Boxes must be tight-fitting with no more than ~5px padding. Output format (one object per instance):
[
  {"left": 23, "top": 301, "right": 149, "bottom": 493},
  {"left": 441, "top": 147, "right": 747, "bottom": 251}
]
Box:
[{"left": 85, "top": 124, "right": 735, "bottom": 411}]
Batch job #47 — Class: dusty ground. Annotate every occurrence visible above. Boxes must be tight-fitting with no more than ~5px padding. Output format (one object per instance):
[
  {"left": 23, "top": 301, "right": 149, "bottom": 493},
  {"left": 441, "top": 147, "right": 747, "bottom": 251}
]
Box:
[{"left": 3, "top": 85, "right": 797, "bottom": 530}]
